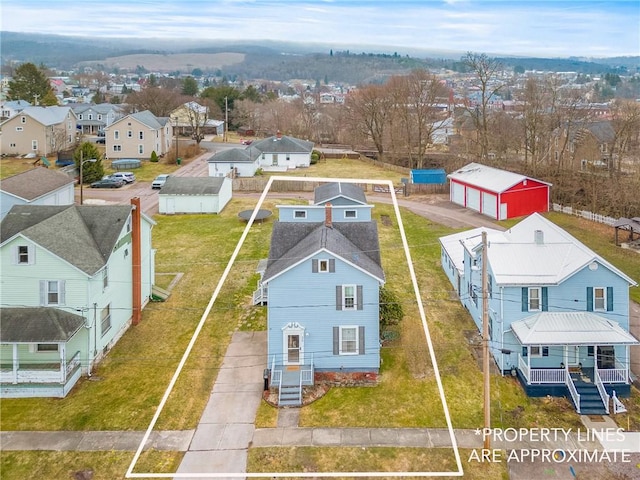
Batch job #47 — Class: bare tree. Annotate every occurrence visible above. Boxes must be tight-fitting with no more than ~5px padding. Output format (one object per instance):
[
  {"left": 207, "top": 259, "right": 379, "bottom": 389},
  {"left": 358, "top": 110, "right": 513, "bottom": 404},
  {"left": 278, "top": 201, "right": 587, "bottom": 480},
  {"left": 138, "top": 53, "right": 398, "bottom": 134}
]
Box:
[
  {"left": 124, "top": 87, "right": 183, "bottom": 117},
  {"left": 608, "top": 99, "right": 640, "bottom": 176},
  {"left": 462, "top": 52, "right": 505, "bottom": 161},
  {"left": 345, "top": 84, "right": 392, "bottom": 159}
]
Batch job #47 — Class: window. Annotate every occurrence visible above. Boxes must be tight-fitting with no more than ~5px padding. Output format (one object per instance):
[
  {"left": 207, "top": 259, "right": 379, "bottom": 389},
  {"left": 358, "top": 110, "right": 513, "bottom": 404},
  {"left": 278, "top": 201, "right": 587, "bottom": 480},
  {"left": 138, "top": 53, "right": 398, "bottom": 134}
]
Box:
[
  {"left": 529, "top": 346, "right": 549, "bottom": 357},
  {"left": 529, "top": 287, "right": 540, "bottom": 311},
  {"left": 101, "top": 305, "right": 112, "bottom": 336},
  {"left": 344, "top": 210, "right": 357, "bottom": 219},
  {"left": 16, "top": 245, "right": 31, "bottom": 264},
  {"left": 343, "top": 285, "right": 355, "bottom": 309},
  {"left": 312, "top": 258, "right": 334, "bottom": 273},
  {"left": 15, "top": 126, "right": 23, "bottom": 132},
  {"left": 286, "top": 154, "right": 291, "bottom": 161},
  {"left": 40, "top": 280, "right": 65, "bottom": 306},
  {"left": 88, "top": 114, "right": 93, "bottom": 120},
  {"left": 588, "top": 346, "right": 594, "bottom": 357},
  {"left": 114, "top": 131, "right": 120, "bottom": 140},
  {"left": 20, "top": 116, "right": 26, "bottom": 123},
  {"left": 102, "top": 267, "right": 109, "bottom": 290},
  {"left": 294, "top": 210, "right": 307, "bottom": 219},
  {"left": 594, "top": 287, "right": 605, "bottom": 310},
  {"left": 319, "top": 260, "right": 329, "bottom": 272},
  {"left": 113, "top": 145, "right": 122, "bottom": 152},
  {"left": 139, "top": 131, "right": 144, "bottom": 140},
  {"left": 98, "top": 114, "right": 102, "bottom": 120},
  {"left": 37, "top": 343, "right": 58, "bottom": 352},
  {"left": 336, "top": 285, "right": 362, "bottom": 310},
  {"left": 127, "top": 130, "right": 133, "bottom": 138},
  {"left": 138, "top": 144, "right": 144, "bottom": 154},
  {"left": 31, "top": 140, "right": 38, "bottom": 151},
  {"left": 340, "top": 326, "right": 358, "bottom": 354}
]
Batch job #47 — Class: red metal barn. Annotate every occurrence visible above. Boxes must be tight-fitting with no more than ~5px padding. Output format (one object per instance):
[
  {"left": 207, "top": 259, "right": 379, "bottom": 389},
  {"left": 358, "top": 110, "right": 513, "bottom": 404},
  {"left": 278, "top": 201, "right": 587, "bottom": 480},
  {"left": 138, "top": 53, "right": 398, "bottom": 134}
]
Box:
[{"left": 448, "top": 163, "right": 551, "bottom": 220}]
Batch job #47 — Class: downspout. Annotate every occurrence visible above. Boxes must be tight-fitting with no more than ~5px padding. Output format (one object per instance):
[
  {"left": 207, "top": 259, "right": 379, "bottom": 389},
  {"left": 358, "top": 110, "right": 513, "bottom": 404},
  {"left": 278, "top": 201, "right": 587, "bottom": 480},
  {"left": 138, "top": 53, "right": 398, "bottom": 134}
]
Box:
[{"left": 131, "top": 197, "right": 142, "bottom": 326}]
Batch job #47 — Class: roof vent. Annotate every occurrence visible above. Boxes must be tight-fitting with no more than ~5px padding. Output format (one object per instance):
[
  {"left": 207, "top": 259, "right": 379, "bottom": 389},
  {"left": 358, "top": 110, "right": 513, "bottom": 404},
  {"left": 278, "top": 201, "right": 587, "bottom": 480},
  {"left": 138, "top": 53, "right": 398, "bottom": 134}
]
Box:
[{"left": 534, "top": 230, "right": 544, "bottom": 244}]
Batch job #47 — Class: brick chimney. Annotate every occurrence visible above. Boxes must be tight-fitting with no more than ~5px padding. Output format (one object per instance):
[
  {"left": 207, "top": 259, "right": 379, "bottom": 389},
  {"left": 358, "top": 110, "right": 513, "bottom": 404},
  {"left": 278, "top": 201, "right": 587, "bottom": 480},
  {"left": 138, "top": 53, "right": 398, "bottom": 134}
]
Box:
[
  {"left": 276, "top": 130, "right": 282, "bottom": 140},
  {"left": 325, "top": 202, "right": 332, "bottom": 228}
]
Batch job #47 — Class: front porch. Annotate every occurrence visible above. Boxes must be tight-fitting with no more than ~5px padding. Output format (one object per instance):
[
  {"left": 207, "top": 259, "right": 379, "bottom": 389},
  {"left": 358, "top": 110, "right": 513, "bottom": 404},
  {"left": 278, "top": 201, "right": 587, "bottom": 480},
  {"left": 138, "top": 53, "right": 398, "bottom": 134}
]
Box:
[
  {"left": 269, "top": 355, "right": 315, "bottom": 407},
  {"left": 1, "top": 350, "right": 83, "bottom": 398}
]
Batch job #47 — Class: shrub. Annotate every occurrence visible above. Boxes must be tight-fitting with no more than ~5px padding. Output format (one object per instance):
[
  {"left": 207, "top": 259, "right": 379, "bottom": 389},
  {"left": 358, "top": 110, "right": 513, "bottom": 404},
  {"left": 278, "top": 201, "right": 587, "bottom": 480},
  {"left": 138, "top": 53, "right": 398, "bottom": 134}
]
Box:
[
  {"left": 150, "top": 151, "right": 159, "bottom": 163},
  {"left": 311, "top": 150, "right": 320, "bottom": 165}
]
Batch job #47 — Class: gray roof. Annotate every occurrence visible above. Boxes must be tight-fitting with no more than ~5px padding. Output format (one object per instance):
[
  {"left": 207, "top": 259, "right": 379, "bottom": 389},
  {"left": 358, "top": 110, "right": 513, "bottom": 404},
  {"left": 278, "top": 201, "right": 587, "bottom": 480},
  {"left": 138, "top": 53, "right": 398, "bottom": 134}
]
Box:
[
  {"left": 1, "top": 167, "right": 74, "bottom": 201},
  {"left": 2, "top": 106, "right": 74, "bottom": 127},
  {"left": 113, "top": 110, "right": 165, "bottom": 130},
  {"left": 263, "top": 221, "right": 384, "bottom": 283},
  {"left": 0, "top": 307, "right": 85, "bottom": 343},
  {"left": 314, "top": 182, "right": 367, "bottom": 205},
  {"left": 207, "top": 148, "right": 259, "bottom": 164},
  {"left": 159, "top": 176, "right": 226, "bottom": 195},
  {"left": 1, "top": 204, "right": 132, "bottom": 276},
  {"left": 251, "top": 135, "right": 314, "bottom": 154}
]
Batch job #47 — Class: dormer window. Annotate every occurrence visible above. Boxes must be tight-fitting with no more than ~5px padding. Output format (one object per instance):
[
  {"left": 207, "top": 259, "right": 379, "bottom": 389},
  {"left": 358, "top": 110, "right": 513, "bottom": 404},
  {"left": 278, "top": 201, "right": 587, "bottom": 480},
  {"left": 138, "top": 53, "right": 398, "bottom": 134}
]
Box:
[
  {"left": 344, "top": 210, "right": 357, "bottom": 219},
  {"left": 294, "top": 210, "right": 306, "bottom": 219}
]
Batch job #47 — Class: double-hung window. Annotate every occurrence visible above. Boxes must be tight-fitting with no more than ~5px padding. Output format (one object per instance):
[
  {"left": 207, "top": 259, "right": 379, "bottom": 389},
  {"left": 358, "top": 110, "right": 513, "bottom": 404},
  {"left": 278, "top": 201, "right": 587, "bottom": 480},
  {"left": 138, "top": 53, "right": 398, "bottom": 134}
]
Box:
[
  {"left": 343, "top": 285, "right": 356, "bottom": 310},
  {"left": 528, "top": 287, "right": 541, "bottom": 311},
  {"left": 101, "top": 305, "right": 112, "bottom": 336},
  {"left": 340, "top": 326, "right": 358, "bottom": 354},
  {"left": 522, "top": 287, "right": 547, "bottom": 312},
  {"left": 16, "top": 245, "right": 33, "bottom": 264},
  {"left": 594, "top": 287, "right": 605, "bottom": 310},
  {"left": 40, "top": 280, "right": 65, "bottom": 306}
]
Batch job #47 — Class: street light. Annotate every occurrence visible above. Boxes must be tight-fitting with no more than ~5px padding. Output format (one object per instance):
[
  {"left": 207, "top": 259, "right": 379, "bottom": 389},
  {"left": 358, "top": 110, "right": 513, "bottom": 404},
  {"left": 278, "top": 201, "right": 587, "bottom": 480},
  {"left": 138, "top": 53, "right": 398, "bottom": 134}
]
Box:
[{"left": 79, "top": 153, "right": 97, "bottom": 205}]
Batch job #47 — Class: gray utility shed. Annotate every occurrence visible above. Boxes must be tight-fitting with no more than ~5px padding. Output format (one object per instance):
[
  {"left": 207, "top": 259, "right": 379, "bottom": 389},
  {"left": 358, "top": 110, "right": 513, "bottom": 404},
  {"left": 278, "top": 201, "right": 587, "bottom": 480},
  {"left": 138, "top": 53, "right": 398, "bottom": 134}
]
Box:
[{"left": 158, "top": 176, "right": 232, "bottom": 214}]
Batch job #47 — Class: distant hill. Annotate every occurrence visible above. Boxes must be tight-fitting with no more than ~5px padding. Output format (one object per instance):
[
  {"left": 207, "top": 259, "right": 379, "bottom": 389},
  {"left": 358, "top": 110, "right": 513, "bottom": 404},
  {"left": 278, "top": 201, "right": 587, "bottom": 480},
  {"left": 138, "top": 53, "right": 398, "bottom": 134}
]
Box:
[{"left": 2, "top": 31, "right": 638, "bottom": 84}]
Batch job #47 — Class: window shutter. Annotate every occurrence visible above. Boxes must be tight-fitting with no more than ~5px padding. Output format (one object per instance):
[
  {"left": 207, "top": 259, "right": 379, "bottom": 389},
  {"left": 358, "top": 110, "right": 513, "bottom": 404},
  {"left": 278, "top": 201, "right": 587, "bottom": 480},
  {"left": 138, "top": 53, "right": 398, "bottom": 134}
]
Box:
[
  {"left": 358, "top": 326, "right": 365, "bottom": 354},
  {"left": 333, "top": 327, "right": 339, "bottom": 355},
  {"left": 542, "top": 287, "right": 548, "bottom": 311},
  {"left": 39, "top": 280, "right": 46, "bottom": 306},
  {"left": 521, "top": 288, "right": 528, "bottom": 312},
  {"left": 586, "top": 287, "right": 593, "bottom": 311},
  {"left": 59, "top": 281, "right": 66, "bottom": 305},
  {"left": 28, "top": 245, "right": 35, "bottom": 265},
  {"left": 606, "top": 287, "right": 613, "bottom": 311},
  {"left": 13, "top": 246, "right": 18, "bottom": 265},
  {"left": 357, "top": 285, "right": 363, "bottom": 310},
  {"left": 336, "top": 286, "right": 342, "bottom": 310},
  {"left": 312, "top": 259, "right": 318, "bottom": 273},
  {"left": 329, "top": 259, "right": 335, "bottom": 273}
]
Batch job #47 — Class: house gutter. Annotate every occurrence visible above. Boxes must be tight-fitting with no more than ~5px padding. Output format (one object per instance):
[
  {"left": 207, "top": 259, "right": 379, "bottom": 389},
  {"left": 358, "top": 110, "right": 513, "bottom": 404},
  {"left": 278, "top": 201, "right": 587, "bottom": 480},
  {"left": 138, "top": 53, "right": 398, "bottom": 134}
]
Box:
[{"left": 131, "top": 197, "right": 142, "bottom": 326}]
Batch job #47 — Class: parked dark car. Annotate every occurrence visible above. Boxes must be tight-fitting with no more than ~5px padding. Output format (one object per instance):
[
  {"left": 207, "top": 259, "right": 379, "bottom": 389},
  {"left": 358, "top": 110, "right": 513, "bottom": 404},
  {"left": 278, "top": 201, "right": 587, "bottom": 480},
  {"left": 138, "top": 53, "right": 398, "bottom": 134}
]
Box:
[
  {"left": 91, "top": 178, "right": 124, "bottom": 188},
  {"left": 95, "top": 138, "right": 106, "bottom": 144}
]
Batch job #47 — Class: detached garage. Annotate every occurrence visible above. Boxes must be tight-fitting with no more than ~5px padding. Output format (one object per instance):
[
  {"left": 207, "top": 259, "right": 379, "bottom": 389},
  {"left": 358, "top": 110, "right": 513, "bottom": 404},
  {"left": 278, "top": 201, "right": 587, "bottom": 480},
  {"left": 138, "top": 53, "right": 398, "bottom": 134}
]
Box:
[
  {"left": 158, "top": 177, "right": 232, "bottom": 215},
  {"left": 448, "top": 163, "right": 551, "bottom": 220}
]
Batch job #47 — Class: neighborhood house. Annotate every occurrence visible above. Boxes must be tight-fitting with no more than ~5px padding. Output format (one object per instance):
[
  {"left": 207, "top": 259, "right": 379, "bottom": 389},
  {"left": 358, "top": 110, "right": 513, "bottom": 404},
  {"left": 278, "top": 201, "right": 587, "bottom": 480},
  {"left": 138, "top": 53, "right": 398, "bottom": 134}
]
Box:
[
  {"left": 440, "top": 213, "right": 638, "bottom": 414},
  {"left": 0, "top": 199, "right": 156, "bottom": 398},
  {"left": 257, "top": 183, "right": 384, "bottom": 406}
]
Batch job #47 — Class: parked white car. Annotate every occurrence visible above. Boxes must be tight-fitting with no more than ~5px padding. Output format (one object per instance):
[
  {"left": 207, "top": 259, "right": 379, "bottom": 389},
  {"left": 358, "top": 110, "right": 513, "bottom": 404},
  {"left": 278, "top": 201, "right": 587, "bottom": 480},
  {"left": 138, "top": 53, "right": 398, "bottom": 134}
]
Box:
[
  {"left": 152, "top": 174, "right": 170, "bottom": 189},
  {"left": 110, "top": 172, "right": 136, "bottom": 184}
]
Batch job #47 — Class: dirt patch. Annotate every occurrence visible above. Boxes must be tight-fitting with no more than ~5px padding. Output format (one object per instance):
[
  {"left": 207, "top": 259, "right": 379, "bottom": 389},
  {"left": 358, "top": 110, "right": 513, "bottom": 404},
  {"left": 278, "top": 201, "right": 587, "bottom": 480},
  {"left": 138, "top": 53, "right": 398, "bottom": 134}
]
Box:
[{"left": 380, "top": 214, "right": 393, "bottom": 226}]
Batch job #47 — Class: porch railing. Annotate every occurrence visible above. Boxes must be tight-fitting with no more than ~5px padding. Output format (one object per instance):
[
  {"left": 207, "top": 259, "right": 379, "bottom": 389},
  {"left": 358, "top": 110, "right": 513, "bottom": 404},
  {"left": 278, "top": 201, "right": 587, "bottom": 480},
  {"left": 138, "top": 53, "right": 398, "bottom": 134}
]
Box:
[
  {"left": 301, "top": 353, "right": 314, "bottom": 384},
  {"left": 594, "top": 366, "right": 610, "bottom": 414},
  {"left": 0, "top": 350, "right": 81, "bottom": 385},
  {"left": 566, "top": 373, "right": 581, "bottom": 414},
  {"left": 530, "top": 368, "right": 566, "bottom": 384},
  {"left": 598, "top": 360, "right": 629, "bottom": 384},
  {"left": 252, "top": 285, "right": 268, "bottom": 305},
  {"left": 65, "top": 351, "right": 81, "bottom": 378},
  {"left": 518, "top": 355, "right": 529, "bottom": 383},
  {"left": 270, "top": 356, "right": 281, "bottom": 386}
]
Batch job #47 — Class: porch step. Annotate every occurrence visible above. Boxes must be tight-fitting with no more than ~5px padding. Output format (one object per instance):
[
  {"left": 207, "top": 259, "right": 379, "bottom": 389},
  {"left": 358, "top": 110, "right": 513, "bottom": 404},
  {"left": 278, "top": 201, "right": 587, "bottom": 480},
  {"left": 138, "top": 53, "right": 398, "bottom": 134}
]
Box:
[
  {"left": 576, "top": 384, "right": 607, "bottom": 415},
  {"left": 278, "top": 385, "right": 302, "bottom": 407}
]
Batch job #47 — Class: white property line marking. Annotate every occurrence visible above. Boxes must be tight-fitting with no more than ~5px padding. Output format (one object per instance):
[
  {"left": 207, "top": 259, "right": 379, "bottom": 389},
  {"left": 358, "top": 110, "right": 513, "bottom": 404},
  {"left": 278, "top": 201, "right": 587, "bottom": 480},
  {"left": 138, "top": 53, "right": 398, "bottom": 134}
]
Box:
[{"left": 126, "top": 176, "right": 463, "bottom": 478}]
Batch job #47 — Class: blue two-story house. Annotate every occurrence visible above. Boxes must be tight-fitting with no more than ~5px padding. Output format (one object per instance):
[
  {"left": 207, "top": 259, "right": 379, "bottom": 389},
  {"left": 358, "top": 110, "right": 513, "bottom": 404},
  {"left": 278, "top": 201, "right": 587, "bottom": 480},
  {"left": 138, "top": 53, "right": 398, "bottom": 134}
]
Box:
[
  {"left": 440, "top": 213, "right": 638, "bottom": 415},
  {"left": 260, "top": 183, "right": 384, "bottom": 406}
]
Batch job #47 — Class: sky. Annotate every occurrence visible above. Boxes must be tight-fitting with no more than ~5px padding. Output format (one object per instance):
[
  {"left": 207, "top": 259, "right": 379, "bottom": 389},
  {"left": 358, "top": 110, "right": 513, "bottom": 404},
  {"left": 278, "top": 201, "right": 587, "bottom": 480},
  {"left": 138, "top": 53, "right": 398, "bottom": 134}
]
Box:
[{"left": 2, "top": 0, "right": 639, "bottom": 58}]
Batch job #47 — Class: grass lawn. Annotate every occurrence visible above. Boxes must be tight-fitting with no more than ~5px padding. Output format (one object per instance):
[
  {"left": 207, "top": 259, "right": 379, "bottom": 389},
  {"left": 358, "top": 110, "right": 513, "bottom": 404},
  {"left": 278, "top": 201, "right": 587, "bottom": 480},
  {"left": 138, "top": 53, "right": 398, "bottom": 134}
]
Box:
[{"left": 247, "top": 447, "right": 507, "bottom": 479}]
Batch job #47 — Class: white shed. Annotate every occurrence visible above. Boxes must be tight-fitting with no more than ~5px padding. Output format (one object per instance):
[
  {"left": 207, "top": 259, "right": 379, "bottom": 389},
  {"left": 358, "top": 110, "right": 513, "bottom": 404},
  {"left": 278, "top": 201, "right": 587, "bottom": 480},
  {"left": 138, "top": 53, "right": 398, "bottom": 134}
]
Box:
[{"left": 158, "top": 176, "right": 232, "bottom": 214}]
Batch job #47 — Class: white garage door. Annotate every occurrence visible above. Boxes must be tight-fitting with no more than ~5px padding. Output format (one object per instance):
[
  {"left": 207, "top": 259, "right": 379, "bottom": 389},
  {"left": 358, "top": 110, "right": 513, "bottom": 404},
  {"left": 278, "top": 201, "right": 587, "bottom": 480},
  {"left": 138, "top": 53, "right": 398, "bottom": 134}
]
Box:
[
  {"left": 481, "top": 191, "right": 497, "bottom": 218},
  {"left": 451, "top": 181, "right": 465, "bottom": 206},
  {"left": 466, "top": 187, "right": 481, "bottom": 212}
]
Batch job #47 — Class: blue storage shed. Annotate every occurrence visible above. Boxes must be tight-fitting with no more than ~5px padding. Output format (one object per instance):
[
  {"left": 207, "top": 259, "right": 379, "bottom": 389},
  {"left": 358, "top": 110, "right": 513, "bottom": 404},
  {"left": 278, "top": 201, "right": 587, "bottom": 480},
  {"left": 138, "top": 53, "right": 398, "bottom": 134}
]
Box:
[{"left": 410, "top": 169, "right": 447, "bottom": 184}]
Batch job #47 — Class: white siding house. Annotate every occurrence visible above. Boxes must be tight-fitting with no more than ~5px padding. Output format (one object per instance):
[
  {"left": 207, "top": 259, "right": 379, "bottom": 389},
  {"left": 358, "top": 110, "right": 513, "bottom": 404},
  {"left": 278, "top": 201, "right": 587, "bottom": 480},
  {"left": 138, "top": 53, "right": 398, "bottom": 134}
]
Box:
[
  {"left": 158, "top": 176, "right": 232, "bottom": 214},
  {"left": 1, "top": 167, "right": 75, "bottom": 220},
  {"left": 0, "top": 200, "right": 155, "bottom": 398}
]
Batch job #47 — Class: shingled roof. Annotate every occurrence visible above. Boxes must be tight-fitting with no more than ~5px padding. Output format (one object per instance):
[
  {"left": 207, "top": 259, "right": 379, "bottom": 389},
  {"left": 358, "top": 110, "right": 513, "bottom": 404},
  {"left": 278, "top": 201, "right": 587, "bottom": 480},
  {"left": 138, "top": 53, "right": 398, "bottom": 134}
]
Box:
[
  {"left": 314, "top": 182, "right": 367, "bottom": 205},
  {"left": 263, "top": 220, "right": 384, "bottom": 283},
  {"left": 1, "top": 204, "right": 133, "bottom": 276},
  {"left": 0, "top": 307, "right": 85, "bottom": 342},
  {"left": 159, "top": 176, "right": 226, "bottom": 195},
  {"left": 1, "top": 167, "right": 74, "bottom": 201}
]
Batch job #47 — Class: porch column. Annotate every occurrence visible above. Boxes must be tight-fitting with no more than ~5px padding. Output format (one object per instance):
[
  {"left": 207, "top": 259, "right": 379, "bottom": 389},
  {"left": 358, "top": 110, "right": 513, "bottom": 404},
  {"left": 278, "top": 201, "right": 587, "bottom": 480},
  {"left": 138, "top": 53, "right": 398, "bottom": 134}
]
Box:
[
  {"left": 59, "top": 343, "right": 66, "bottom": 384},
  {"left": 12, "top": 344, "right": 18, "bottom": 384}
]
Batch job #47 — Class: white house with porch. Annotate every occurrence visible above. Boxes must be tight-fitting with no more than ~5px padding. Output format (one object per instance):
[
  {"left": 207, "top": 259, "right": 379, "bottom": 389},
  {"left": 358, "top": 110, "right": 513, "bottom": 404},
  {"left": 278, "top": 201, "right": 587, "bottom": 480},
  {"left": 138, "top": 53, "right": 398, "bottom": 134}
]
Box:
[{"left": 440, "top": 213, "right": 638, "bottom": 415}]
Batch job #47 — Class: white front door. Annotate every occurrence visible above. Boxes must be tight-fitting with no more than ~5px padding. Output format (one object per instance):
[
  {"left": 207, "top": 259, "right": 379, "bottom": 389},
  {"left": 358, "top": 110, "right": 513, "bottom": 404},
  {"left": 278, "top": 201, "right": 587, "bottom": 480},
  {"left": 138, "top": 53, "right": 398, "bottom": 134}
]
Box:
[
  {"left": 566, "top": 346, "right": 580, "bottom": 366},
  {"left": 283, "top": 323, "right": 304, "bottom": 365}
]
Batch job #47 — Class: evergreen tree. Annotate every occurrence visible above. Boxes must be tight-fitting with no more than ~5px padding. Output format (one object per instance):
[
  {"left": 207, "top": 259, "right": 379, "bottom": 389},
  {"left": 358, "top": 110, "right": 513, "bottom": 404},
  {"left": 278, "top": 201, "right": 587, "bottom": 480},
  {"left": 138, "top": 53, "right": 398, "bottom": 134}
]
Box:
[
  {"left": 74, "top": 142, "right": 105, "bottom": 184},
  {"left": 182, "top": 76, "right": 199, "bottom": 96},
  {"left": 8, "top": 63, "right": 57, "bottom": 105}
]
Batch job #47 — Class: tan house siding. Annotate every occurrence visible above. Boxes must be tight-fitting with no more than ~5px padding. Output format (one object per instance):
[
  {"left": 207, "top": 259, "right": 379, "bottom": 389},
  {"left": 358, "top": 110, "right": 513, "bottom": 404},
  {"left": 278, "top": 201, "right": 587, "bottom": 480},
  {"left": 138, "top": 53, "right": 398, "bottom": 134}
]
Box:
[
  {"left": 105, "top": 113, "right": 172, "bottom": 160},
  {"left": 1, "top": 110, "right": 76, "bottom": 156}
]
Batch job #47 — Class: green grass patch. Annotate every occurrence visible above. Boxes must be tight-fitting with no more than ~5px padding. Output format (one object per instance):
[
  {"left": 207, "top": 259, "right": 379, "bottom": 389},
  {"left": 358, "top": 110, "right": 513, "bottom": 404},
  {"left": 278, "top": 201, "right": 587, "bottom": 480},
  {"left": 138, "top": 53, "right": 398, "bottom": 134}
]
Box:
[{"left": 247, "top": 447, "right": 507, "bottom": 479}]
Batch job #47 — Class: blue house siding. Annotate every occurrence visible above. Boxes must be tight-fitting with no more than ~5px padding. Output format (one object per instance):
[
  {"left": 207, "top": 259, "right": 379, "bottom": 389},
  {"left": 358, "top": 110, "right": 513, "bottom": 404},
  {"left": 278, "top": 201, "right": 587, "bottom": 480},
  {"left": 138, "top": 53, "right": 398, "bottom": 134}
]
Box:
[
  {"left": 266, "top": 254, "right": 380, "bottom": 372},
  {"left": 277, "top": 205, "right": 372, "bottom": 223}
]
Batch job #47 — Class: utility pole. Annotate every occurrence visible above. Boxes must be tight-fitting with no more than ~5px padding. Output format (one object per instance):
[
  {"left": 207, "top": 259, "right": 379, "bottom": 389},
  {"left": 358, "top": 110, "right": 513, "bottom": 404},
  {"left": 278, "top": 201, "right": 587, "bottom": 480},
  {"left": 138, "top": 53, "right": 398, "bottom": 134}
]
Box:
[
  {"left": 481, "top": 230, "right": 491, "bottom": 449},
  {"left": 224, "top": 96, "right": 228, "bottom": 143}
]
